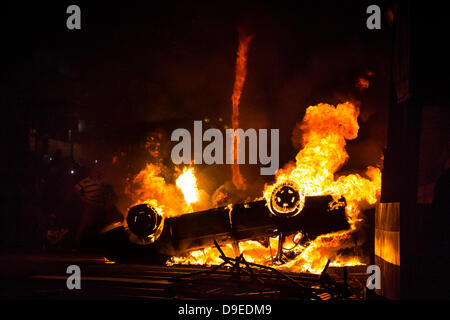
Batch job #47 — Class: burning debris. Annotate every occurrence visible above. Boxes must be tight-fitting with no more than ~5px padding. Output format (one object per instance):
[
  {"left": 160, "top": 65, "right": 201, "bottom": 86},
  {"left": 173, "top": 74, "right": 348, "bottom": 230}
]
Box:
[
  {"left": 168, "top": 240, "right": 356, "bottom": 300},
  {"left": 103, "top": 29, "right": 381, "bottom": 275},
  {"left": 356, "top": 71, "right": 374, "bottom": 91},
  {"left": 164, "top": 102, "right": 381, "bottom": 273}
]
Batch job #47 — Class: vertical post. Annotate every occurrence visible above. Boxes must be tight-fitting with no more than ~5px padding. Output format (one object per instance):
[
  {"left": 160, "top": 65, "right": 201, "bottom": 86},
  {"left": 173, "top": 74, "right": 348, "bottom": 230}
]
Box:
[{"left": 276, "top": 232, "right": 285, "bottom": 262}]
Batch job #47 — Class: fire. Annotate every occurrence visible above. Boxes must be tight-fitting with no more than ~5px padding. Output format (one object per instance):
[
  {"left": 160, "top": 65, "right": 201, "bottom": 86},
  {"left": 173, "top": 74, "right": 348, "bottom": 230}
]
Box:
[
  {"left": 176, "top": 167, "right": 199, "bottom": 209},
  {"left": 168, "top": 244, "right": 236, "bottom": 266},
  {"left": 231, "top": 30, "right": 253, "bottom": 191},
  {"left": 125, "top": 164, "right": 179, "bottom": 217},
  {"left": 126, "top": 164, "right": 202, "bottom": 217},
  {"left": 126, "top": 34, "right": 381, "bottom": 273},
  {"left": 262, "top": 102, "right": 381, "bottom": 273},
  {"left": 356, "top": 72, "right": 374, "bottom": 91},
  {"left": 356, "top": 77, "right": 370, "bottom": 90},
  {"left": 264, "top": 102, "right": 360, "bottom": 199},
  {"left": 169, "top": 102, "right": 381, "bottom": 273}
]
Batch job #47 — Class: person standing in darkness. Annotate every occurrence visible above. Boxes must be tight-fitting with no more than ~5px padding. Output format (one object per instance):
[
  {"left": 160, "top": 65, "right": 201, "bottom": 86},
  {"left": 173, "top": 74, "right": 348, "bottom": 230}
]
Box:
[{"left": 74, "top": 164, "right": 106, "bottom": 248}]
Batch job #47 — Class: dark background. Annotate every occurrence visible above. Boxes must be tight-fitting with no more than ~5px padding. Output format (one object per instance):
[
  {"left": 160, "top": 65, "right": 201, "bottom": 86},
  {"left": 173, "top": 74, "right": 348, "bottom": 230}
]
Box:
[{"left": 3, "top": 2, "right": 393, "bottom": 168}]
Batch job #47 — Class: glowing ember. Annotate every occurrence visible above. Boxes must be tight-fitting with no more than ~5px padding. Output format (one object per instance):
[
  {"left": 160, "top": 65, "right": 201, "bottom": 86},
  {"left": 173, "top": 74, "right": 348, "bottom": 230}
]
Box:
[
  {"left": 168, "top": 244, "right": 236, "bottom": 266},
  {"left": 356, "top": 77, "right": 370, "bottom": 90}
]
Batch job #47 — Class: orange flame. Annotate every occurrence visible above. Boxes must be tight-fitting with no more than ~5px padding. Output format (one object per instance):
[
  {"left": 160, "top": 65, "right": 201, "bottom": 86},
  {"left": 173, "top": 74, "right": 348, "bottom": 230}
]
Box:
[
  {"left": 176, "top": 167, "right": 199, "bottom": 211},
  {"left": 356, "top": 77, "right": 370, "bottom": 91},
  {"left": 126, "top": 164, "right": 203, "bottom": 217},
  {"left": 263, "top": 102, "right": 381, "bottom": 272},
  {"left": 169, "top": 102, "right": 381, "bottom": 273},
  {"left": 231, "top": 31, "right": 253, "bottom": 191}
]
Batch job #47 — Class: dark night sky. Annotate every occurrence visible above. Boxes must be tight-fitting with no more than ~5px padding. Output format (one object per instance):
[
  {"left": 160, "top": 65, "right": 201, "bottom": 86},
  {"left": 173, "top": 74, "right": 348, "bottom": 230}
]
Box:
[{"left": 3, "top": 1, "right": 395, "bottom": 197}]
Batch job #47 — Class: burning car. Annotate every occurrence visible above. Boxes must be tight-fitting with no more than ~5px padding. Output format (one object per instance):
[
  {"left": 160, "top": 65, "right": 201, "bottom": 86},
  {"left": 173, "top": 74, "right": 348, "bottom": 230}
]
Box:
[{"left": 101, "top": 179, "right": 350, "bottom": 264}]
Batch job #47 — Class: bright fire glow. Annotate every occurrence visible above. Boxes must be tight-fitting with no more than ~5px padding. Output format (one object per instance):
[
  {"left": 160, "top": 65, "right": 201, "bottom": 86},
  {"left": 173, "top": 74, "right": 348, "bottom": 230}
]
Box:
[
  {"left": 125, "top": 42, "right": 382, "bottom": 274},
  {"left": 125, "top": 163, "right": 199, "bottom": 218},
  {"left": 169, "top": 102, "right": 381, "bottom": 273},
  {"left": 176, "top": 167, "right": 199, "bottom": 209}
]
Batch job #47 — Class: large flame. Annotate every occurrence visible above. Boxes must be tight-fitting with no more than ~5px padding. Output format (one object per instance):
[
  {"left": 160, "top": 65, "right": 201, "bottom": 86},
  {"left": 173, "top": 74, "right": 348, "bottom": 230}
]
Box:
[
  {"left": 263, "top": 102, "right": 381, "bottom": 272},
  {"left": 168, "top": 102, "right": 381, "bottom": 273},
  {"left": 125, "top": 164, "right": 202, "bottom": 217}
]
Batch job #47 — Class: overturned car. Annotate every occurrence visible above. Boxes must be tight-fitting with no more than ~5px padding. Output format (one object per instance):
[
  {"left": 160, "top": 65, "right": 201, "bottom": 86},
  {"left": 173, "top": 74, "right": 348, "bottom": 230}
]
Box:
[{"left": 101, "top": 180, "right": 349, "bottom": 263}]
